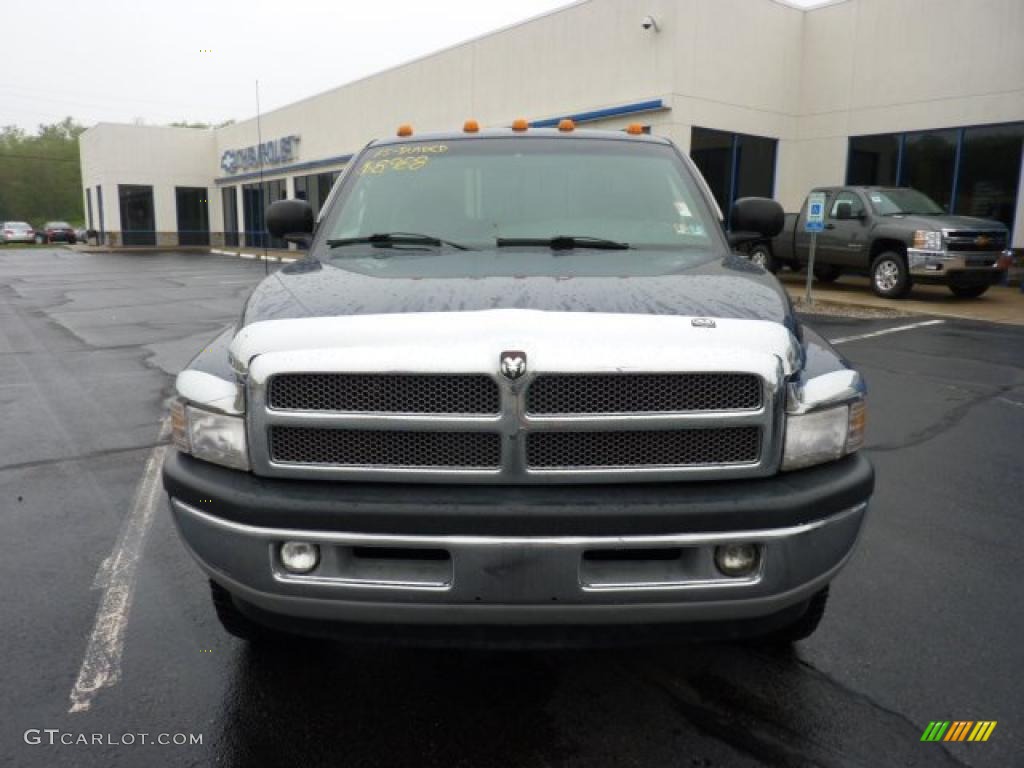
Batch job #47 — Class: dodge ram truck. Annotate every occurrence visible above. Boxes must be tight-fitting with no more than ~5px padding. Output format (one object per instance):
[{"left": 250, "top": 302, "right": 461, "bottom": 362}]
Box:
[
  {"left": 747, "top": 186, "right": 1009, "bottom": 299},
  {"left": 163, "top": 123, "right": 874, "bottom": 646}
]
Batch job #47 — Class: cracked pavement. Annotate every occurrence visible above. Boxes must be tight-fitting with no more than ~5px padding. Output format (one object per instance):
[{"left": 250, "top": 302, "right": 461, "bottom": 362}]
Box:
[{"left": 1, "top": 248, "right": 1021, "bottom": 767}]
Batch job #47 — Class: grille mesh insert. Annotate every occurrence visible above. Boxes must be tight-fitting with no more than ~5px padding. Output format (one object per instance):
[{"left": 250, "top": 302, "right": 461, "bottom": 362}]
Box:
[
  {"left": 268, "top": 374, "right": 500, "bottom": 414},
  {"left": 526, "top": 427, "right": 760, "bottom": 469},
  {"left": 270, "top": 427, "right": 502, "bottom": 469},
  {"left": 526, "top": 373, "right": 761, "bottom": 414}
]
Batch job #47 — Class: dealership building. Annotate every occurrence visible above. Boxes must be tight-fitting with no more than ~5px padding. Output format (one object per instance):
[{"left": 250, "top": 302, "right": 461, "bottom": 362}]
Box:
[{"left": 79, "top": 0, "right": 1024, "bottom": 249}]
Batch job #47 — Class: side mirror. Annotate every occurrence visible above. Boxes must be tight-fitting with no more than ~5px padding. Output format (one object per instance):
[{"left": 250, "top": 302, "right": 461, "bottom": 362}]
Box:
[
  {"left": 728, "top": 197, "right": 784, "bottom": 246},
  {"left": 266, "top": 199, "right": 314, "bottom": 246},
  {"left": 834, "top": 201, "right": 854, "bottom": 220}
]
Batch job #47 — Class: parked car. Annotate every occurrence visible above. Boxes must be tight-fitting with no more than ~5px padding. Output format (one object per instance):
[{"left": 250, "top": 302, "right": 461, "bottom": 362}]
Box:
[
  {"left": 748, "top": 186, "right": 1008, "bottom": 298},
  {"left": 163, "top": 123, "right": 874, "bottom": 647},
  {"left": 35, "top": 222, "right": 77, "bottom": 244},
  {"left": 1, "top": 221, "right": 35, "bottom": 244},
  {"left": 74, "top": 227, "right": 88, "bottom": 243}
]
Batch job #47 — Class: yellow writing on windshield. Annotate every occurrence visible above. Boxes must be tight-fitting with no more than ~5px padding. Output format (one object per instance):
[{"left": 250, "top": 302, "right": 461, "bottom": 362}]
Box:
[
  {"left": 359, "top": 156, "right": 432, "bottom": 175},
  {"left": 372, "top": 144, "right": 448, "bottom": 158}
]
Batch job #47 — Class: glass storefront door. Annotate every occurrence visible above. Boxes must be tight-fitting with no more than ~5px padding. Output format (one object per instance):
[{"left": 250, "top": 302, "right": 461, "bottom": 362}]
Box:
[
  {"left": 118, "top": 185, "right": 155, "bottom": 246},
  {"left": 175, "top": 187, "right": 210, "bottom": 246}
]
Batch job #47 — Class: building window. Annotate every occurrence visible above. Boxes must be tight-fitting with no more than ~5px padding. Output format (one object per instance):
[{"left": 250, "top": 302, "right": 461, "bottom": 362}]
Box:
[
  {"left": 734, "top": 133, "right": 777, "bottom": 200},
  {"left": 175, "top": 187, "right": 210, "bottom": 246},
  {"left": 901, "top": 129, "right": 958, "bottom": 211},
  {"left": 957, "top": 124, "right": 1024, "bottom": 230},
  {"left": 118, "top": 185, "right": 155, "bottom": 246},
  {"left": 242, "top": 178, "right": 287, "bottom": 249},
  {"left": 846, "top": 122, "right": 1024, "bottom": 237},
  {"left": 241, "top": 183, "right": 264, "bottom": 249},
  {"left": 97, "top": 185, "right": 105, "bottom": 239},
  {"left": 222, "top": 187, "right": 239, "bottom": 247},
  {"left": 847, "top": 134, "right": 900, "bottom": 186},
  {"left": 690, "top": 127, "right": 777, "bottom": 222},
  {"left": 294, "top": 170, "right": 341, "bottom": 218},
  {"left": 690, "top": 128, "right": 732, "bottom": 214}
]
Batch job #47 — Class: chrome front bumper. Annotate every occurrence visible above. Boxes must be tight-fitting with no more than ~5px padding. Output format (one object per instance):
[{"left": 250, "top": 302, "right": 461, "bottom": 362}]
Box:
[
  {"left": 170, "top": 497, "right": 868, "bottom": 626},
  {"left": 908, "top": 248, "right": 1006, "bottom": 276}
]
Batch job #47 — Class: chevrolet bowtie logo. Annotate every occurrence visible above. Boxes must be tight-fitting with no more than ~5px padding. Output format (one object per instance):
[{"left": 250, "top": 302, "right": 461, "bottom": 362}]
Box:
[{"left": 974, "top": 235, "right": 991, "bottom": 247}]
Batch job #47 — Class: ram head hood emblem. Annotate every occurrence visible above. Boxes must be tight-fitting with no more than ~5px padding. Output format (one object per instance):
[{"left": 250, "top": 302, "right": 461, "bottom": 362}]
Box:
[{"left": 500, "top": 350, "right": 527, "bottom": 380}]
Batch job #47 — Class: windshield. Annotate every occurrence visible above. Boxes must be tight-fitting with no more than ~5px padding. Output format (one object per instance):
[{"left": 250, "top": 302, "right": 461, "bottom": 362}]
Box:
[
  {"left": 865, "top": 188, "right": 945, "bottom": 216},
  {"left": 316, "top": 138, "right": 722, "bottom": 260},
  {"left": 6, "top": 222, "right": 31, "bottom": 228},
  {"left": 47, "top": 221, "right": 71, "bottom": 228}
]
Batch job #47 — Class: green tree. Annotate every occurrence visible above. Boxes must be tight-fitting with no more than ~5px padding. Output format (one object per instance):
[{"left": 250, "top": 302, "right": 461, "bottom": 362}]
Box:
[{"left": 0, "top": 117, "right": 87, "bottom": 226}]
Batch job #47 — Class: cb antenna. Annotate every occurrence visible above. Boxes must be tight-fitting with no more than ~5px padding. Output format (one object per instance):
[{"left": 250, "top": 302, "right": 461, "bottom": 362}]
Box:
[{"left": 255, "top": 79, "right": 269, "bottom": 274}]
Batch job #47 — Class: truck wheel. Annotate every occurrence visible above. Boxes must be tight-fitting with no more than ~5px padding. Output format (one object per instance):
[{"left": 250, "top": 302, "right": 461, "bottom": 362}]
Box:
[
  {"left": 870, "top": 252, "right": 911, "bottom": 298},
  {"left": 210, "top": 580, "right": 265, "bottom": 641},
  {"left": 948, "top": 282, "right": 990, "bottom": 299},
  {"left": 813, "top": 264, "right": 842, "bottom": 284},
  {"left": 748, "top": 243, "right": 777, "bottom": 273},
  {"left": 760, "top": 586, "right": 830, "bottom": 645}
]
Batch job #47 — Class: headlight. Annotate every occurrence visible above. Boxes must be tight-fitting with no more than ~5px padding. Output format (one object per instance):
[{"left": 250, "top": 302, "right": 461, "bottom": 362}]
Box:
[
  {"left": 170, "top": 398, "right": 250, "bottom": 470},
  {"left": 912, "top": 230, "right": 943, "bottom": 251},
  {"left": 782, "top": 398, "right": 866, "bottom": 471}
]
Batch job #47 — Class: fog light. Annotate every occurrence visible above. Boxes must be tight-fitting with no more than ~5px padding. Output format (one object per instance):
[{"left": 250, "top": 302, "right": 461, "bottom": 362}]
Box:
[
  {"left": 714, "top": 543, "right": 760, "bottom": 577},
  {"left": 280, "top": 541, "right": 319, "bottom": 574}
]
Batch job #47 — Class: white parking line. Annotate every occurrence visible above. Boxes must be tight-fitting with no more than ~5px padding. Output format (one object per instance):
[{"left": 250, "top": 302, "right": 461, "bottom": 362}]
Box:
[
  {"left": 68, "top": 420, "right": 169, "bottom": 714},
  {"left": 830, "top": 319, "right": 945, "bottom": 346}
]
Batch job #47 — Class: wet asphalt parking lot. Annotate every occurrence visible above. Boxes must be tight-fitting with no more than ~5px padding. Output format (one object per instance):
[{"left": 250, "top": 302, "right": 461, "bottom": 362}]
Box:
[{"left": 2, "top": 247, "right": 1022, "bottom": 768}]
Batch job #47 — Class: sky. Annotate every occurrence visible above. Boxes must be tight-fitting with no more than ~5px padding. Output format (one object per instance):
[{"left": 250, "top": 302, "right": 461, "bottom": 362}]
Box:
[{"left": 1, "top": 0, "right": 827, "bottom": 132}]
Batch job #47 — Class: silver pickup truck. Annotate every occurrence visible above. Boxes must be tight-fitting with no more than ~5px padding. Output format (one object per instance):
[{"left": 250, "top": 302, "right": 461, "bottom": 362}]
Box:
[{"left": 163, "top": 125, "right": 874, "bottom": 646}]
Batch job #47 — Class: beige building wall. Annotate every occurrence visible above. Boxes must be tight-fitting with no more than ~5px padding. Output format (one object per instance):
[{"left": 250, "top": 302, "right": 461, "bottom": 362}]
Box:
[
  {"left": 787, "top": 0, "right": 1024, "bottom": 244},
  {"left": 80, "top": 0, "right": 1024, "bottom": 245},
  {"left": 80, "top": 124, "right": 218, "bottom": 245}
]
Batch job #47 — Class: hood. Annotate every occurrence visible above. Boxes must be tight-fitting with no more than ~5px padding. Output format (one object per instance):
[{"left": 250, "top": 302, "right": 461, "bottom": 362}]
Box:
[
  {"left": 230, "top": 309, "right": 801, "bottom": 383},
  {"left": 887, "top": 213, "right": 1007, "bottom": 232},
  {"left": 242, "top": 250, "right": 797, "bottom": 333}
]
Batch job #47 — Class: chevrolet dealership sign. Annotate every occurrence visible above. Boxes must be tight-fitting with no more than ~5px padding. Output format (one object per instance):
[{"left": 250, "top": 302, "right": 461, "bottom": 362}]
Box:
[{"left": 220, "top": 135, "right": 301, "bottom": 174}]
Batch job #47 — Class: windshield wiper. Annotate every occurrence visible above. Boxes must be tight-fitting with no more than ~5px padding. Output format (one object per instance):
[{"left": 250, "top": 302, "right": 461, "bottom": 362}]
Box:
[
  {"left": 496, "top": 235, "right": 630, "bottom": 251},
  {"left": 327, "top": 232, "right": 470, "bottom": 250}
]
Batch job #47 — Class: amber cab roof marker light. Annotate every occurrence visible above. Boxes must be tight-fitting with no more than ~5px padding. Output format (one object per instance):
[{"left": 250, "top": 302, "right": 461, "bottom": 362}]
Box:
[
  {"left": 625, "top": 123, "right": 645, "bottom": 135},
  {"left": 558, "top": 119, "right": 576, "bottom": 132},
  {"left": 512, "top": 118, "right": 529, "bottom": 132},
  {"left": 396, "top": 124, "right": 413, "bottom": 137},
  {"left": 463, "top": 119, "right": 480, "bottom": 133}
]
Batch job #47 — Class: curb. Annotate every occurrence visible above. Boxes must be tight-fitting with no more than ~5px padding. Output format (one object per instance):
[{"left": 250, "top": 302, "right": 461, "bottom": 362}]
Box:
[{"left": 210, "top": 248, "right": 297, "bottom": 263}]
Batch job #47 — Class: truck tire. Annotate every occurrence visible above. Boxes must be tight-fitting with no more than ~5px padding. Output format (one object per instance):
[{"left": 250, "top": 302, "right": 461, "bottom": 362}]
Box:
[
  {"left": 748, "top": 243, "right": 777, "bottom": 273},
  {"left": 813, "top": 264, "right": 842, "bottom": 283},
  {"left": 948, "top": 282, "right": 990, "bottom": 299},
  {"left": 870, "top": 252, "right": 911, "bottom": 298},
  {"left": 760, "top": 586, "right": 829, "bottom": 645},
  {"left": 210, "top": 580, "right": 265, "bottom": 641}
]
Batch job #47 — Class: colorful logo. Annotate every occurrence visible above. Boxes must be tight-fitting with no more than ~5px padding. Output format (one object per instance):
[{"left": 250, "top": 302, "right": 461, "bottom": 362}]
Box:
[{"left": 920, "top": 721, "right": 997, "bottom": 742}]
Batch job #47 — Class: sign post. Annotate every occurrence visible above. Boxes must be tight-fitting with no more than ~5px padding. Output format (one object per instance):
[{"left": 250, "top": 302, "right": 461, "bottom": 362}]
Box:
[{"left": 804, "top": 192, "right": 826, "bottom": 305}]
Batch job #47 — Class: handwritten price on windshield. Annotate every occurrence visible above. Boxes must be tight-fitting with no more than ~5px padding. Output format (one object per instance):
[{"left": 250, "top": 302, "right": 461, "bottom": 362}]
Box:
[{"left": 359, "top": 156, "right": 431, "bottom": 175}]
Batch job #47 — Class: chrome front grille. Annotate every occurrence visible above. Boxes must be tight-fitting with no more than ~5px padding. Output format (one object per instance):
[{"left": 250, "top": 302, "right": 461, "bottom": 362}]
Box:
[
  {"left": 527, "top": 373, "right": 761, "bottom": 415},
  {"left": 247, "top": 355, "right": 784, "bottom": 484},
  {"left": 269, "top": 373, "right": 500, "bottom": 414},
  {"left": 526, "top": 427, "right": 760, "bottom": 469},
  {"left": 945, "top": 231, "right": 1007, "bottom": 252},
  {"left": 270, "top": 426, "right": 502, "bottom": 469}
]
